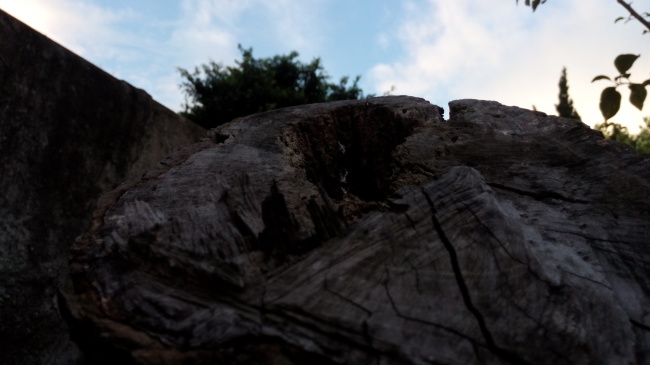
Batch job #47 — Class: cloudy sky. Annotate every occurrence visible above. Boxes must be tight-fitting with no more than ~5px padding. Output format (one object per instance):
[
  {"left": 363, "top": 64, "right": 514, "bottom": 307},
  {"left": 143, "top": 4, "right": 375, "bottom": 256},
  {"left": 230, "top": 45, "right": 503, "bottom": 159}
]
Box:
[{"left": 1, "top": 0, "right": 649, "bottom": 132}]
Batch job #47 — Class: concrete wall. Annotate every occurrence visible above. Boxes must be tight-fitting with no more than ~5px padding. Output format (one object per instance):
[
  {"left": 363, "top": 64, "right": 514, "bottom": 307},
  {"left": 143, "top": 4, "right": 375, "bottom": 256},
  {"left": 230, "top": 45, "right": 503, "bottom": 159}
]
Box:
[{"left": 0, "top": 9, "right": 206, "bottom": 363}]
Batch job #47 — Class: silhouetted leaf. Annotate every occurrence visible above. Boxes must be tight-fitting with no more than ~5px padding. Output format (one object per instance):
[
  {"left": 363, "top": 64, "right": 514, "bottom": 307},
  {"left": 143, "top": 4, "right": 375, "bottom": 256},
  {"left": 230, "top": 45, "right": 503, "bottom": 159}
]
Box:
[
  {"left": 629, "top": 84, "right": 647, "bottom": 110},
  {"left": 517, "top": 0, "right": 546, "bottom": 12},
  {"left": 614, "top": 16, "right": 625, "bottom": 23},
  {"left": 600, "top": 87, "right": 621, "bottom": 120},
  {"left": 592, "top": 75, "right": 611, "bottom": 82},
  {"left": 615, "top": 74, "right": 631, "bottom": 82},
  {"left": 614, "top": 54, "right": 640, "bottom": 75}
]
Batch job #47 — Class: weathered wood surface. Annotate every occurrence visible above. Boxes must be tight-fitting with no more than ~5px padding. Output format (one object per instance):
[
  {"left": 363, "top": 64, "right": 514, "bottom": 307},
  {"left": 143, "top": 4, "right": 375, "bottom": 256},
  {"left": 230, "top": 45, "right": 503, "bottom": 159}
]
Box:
[{"left": 69, "top": 96, "right": 650, "bottom": 364}]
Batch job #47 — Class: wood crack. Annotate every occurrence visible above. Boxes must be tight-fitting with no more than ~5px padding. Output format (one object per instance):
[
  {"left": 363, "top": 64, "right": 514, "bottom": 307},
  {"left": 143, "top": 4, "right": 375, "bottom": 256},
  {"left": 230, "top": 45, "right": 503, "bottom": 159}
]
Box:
[
  {"left": 323, "top": 273, "right": 373, "bottom": 345},
  {"left": 382, "top": 266, "right": 486, "bottom": 352},
  {"left": 630, "top": 319, "right": 650, "bottom": 332},
  {"left": 404, "top": 213, "right": 418, "bottom": 232},
  {"left": 421, "top": 188, "right": 529, "bottom": 365},
  {"left": 488, "top": 182, "right": 589, "bottom": 204}
]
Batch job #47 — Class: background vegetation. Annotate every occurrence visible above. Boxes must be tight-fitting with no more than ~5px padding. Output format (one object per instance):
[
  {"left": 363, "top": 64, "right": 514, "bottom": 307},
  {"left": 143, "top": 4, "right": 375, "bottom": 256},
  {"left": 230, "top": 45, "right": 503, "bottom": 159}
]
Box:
[
  {"left": 521, "top": 0, "right": 650, "bottom": 153},
  {"left": 179, "top": 1, "right": 650, "bottom": 154},
  {"left": 178, "top": 45, "right": 364, "bottom": 129}
]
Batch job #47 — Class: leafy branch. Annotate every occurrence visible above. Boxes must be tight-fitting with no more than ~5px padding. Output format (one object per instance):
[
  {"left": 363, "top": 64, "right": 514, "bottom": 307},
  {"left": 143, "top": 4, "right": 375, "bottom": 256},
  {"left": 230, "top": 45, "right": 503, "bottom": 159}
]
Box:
[
  {"left": 518, "top": 0, "right": 650, "bottom": 33},
  {"left": 592, "top": 54, "right": 650, "bottom": 120},
  {"left": 516, "top": 0, "right": 650, "bottom": 153},
  {"left": 614, "top": 0, "right": 650, "bottom": 34}
]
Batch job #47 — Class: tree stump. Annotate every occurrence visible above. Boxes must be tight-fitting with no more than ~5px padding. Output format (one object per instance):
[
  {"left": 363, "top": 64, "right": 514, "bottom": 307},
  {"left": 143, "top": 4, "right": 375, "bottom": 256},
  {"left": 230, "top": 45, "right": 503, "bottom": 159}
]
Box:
[{"left": 69, "top": 96, "right": 650, "bottom": 364}]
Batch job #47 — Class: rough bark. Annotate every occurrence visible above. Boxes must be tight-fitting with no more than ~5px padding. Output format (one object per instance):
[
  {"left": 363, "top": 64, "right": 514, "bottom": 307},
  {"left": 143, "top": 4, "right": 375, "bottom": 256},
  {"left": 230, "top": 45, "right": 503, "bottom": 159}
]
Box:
[
  {"left": 69, "top": 96, "right": 650, "bottom": 364},
  {"left": 0, "top": 10, "right": 205, "bottom": 364}
]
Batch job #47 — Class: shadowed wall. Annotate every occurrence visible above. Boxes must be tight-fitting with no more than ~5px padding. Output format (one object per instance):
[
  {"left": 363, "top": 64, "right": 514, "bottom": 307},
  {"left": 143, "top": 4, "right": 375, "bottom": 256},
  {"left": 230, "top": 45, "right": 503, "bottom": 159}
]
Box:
[{"left": 0, "top": 9, "right": 206, "bottom": 363}]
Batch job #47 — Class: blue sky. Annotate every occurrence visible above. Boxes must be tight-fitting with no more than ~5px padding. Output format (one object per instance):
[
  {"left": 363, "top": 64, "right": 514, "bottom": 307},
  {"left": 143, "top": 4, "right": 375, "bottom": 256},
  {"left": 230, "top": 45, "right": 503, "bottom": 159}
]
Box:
[{"left": 2, "top": 0, "right": 649, "bottom": 132}]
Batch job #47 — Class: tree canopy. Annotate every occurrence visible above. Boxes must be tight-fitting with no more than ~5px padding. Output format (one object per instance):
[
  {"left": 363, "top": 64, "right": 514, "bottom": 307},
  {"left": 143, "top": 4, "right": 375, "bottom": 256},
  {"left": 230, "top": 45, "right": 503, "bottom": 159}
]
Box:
[{"left": 179, "top": 46, "right": 365, "bottom": 129}]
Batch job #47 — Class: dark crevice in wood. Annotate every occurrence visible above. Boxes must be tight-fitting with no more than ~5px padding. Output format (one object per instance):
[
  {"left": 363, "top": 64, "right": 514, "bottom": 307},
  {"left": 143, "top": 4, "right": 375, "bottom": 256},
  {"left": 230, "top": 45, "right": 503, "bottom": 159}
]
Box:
[
  {"left": 421, "top": 188, "right": 529, "bottom": 365},
  {"left": 381, "top": 266, "right": 486, "bottom": 351},
  {"left": 323, "top": 274, "right": 373, "bottom": 345},
  {"left": 211, "top": 132, "right": 230, "bottom": 144},
  {"left": 562, "top": 269, "right": 613, "bottom": 289},
  {"left": 262, "top": 306, "right": 381, "bottom": 362},
  {"left": 403, "top": 213, "right": 418, "bottom": 232},
  {"left": 306, "top": 197, "right": 345, "bottom": 241},
  {"left": 324, "top": 275, "right": 372, "bottom": 317},
  {"left": 488, "top": 183, "right": 589, "bottom": 204},
  {"left": 631, "top": 319, "right": 650, "bottom": 332},
  {"left": 404, "top": 256, "right": 423, "bottom": 295},
  {"left": 413, "top": 163, "right": 438, "bottom": 178},
  {"left": 259, "top": 181, "right": 321, "bottom": 259}
]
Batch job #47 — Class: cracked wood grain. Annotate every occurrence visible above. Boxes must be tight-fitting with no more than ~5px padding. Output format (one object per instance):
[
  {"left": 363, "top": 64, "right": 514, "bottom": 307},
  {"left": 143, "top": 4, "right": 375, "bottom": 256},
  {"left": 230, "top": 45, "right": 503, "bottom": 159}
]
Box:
[
  {"left": 68, "top": 97, "right": 650, "bottom": 364},
  {"left": 422, "top": 185, "right": 528, "bottom": 365}
]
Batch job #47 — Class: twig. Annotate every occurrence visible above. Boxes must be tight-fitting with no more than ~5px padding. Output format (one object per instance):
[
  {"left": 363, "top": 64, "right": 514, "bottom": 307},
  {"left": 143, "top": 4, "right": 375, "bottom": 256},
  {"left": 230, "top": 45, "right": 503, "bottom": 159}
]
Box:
[{"left": 616, "top": 0, "right": 650, "bottom": 33}]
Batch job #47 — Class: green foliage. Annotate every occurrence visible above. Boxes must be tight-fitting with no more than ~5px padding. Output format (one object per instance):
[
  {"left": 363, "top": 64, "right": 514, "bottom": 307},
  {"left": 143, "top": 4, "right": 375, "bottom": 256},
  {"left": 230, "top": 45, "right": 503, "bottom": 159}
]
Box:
[
  {"left": 179, "top": 45, "right": 364, "bottom": 128},
  {"left": 517, "top": 1, "right": 650, "bottom": 154},
  {"left": 636, "top": 118, "right": 650, "bottom": 153},
  {"left": 515, "top": 0, "right": 546, "bottom": 12},
  {"left": 599, "top": 87, "right": 622, "bottom": 120},
  {"left": 614, "top": 53, "right": 639, "bottom": 75},
  {"left": 555, "top": 67, "right": 581, "bottom": 120},
  {"left": 613, "top": 3, "right": 650, "bottom": 34},
  {"left": 595, "top": 117, "right": 650, "bottom": 154},
  {"left": 592, "top": 54, "right": 650, "bottom": 120}
]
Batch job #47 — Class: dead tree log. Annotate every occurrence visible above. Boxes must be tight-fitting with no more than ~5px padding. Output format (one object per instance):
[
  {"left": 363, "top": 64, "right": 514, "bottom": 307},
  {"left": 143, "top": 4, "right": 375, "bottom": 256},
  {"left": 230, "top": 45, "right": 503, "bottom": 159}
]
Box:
[{"left": 69, "top": 96, "right": 650, "bottom": 364}]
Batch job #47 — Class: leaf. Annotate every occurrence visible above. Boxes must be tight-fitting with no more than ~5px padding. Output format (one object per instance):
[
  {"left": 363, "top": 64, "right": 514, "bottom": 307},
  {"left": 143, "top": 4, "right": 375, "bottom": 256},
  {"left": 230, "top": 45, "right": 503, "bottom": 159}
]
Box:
[
  {"left": 643, "top": 79, "right": 650, "bottom": 86},
  {"left": 600, "top": 87, "right": 622, "bottom": 120},
  {"left": 517, "top": 0, "right": 546, "bottom": 11},
  {"left": 592, "top": 75, "right": 611, "bottom": 82},
  {"left": 614, "top": 16, "right": 625, "bottom": 23},
  {"left": 629, "top": 84, "right": 647, "bottom": 110},
  {"left": 614, "top": 54, "right": 640, "bottom": 75},
  {"left": 532, "top": 0, "right": 540, "bottom": 11}
]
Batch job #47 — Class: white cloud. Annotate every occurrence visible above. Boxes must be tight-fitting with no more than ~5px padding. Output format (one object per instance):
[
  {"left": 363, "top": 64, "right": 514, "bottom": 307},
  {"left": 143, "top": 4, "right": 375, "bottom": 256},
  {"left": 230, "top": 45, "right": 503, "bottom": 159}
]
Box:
[
  {"left": 0, "top": 0, "right": 137, "bottom": 62},
  {"left": 258, "top": 0, "right": 326, "bottom": 54},
  {"left": 172, "top": 0, "right": 326, "bottom": 66},
  {"left": 180, "top": 0, "right": 253, "bottom": 26},
  {"left": 173, "top": 0, "right": 247, "bottom": 65},
  {"left": 369, "top": 1, "right": 526, "bottom": 101},
  {"left": 368, "top": 0, "right": 650, "bottom": 132}
]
